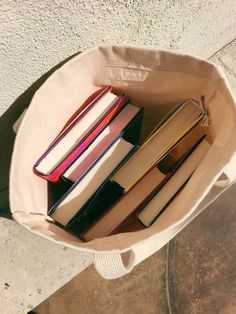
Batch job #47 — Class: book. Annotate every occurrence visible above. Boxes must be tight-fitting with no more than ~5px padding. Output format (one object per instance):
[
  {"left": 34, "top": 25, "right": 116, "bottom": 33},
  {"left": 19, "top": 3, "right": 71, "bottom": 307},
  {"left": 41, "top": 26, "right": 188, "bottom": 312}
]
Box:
[
  {"left": 111, "top": 99, "right": 205, "bottom": 192},
  {"left": 49, "top": 137, "right": 138, "bottom": 226},
  {"left": 137, "top": 138, "right": 210, "bottom": 227},
  {"left": 33, "top": 87, "right": 127, "bottom": 182},
  {"left": 63, "top": 103, "right": 143, "bottom": 183},
  {"left": 81, "top": 135, "right": 209, "bottom": 241}
]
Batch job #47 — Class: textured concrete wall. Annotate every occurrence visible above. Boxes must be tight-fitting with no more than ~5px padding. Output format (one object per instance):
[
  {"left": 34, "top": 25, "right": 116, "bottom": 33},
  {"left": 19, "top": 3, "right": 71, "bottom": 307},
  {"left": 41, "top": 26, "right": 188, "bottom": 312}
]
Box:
[{"left": 0, "top": 0, "right": 236, "bottom": 114}]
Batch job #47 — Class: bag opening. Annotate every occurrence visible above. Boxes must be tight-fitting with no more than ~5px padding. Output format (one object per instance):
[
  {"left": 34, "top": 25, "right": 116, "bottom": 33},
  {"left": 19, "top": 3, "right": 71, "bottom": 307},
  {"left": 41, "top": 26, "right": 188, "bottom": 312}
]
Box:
[{"left": 10, "top": 45, "right": 236, "bottom": 252}]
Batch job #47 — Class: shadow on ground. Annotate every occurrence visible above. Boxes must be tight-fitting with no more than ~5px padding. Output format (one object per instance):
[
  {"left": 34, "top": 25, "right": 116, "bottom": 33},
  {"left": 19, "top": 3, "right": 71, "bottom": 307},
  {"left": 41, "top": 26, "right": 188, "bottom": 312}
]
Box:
[{"left": 0, "top": 52, "right": 80, "bottom": 219}]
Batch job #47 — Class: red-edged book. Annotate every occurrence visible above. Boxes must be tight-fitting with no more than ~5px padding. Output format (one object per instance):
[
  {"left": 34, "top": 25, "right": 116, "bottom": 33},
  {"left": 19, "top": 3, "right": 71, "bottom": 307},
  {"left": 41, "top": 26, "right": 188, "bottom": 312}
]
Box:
[{"left": 33, "top": 86, "right": 127, "bottom": 182}]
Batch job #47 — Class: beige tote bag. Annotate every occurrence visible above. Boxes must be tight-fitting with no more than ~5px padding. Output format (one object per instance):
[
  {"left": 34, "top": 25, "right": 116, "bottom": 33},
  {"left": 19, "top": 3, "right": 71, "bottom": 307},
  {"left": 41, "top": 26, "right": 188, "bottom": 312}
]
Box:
[{"left": 10, "top": 45, "right": 236, "bottom": 279}]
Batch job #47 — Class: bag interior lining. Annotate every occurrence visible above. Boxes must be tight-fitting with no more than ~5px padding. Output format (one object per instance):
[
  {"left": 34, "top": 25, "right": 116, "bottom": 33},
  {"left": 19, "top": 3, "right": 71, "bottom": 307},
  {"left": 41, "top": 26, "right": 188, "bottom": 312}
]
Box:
[{"left": 10, "top": 46, "right": 236, "bottom": 251}]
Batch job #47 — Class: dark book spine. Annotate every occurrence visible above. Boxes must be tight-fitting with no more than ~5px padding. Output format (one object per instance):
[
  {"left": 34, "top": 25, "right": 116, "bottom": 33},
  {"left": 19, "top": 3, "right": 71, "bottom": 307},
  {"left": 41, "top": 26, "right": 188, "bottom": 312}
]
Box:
[
  {"left": 122, "top": 107, "right": 144, "bottom": 145},
  {"left": 67, "top": 180, "right": 124, "bottom": 236},
  {"left": 47, "top": 180, "right": 73, "bottom": 210}
]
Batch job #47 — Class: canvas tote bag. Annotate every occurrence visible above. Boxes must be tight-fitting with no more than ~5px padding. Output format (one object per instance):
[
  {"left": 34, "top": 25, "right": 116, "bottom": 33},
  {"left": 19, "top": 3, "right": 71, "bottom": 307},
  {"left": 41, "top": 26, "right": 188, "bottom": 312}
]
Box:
[{"left": 10, "top": 45, "right": 236, "bottom": 279}]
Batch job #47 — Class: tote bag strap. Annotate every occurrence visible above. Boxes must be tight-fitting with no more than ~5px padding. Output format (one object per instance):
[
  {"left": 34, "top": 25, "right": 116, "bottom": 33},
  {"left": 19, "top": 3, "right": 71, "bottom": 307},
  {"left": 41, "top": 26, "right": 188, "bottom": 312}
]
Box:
[
  {"left": 94, "top": 171, "right": 236, "bottom": 280},
  {"left": 94, "top": 239, "right": 163, "bottom": 279}
]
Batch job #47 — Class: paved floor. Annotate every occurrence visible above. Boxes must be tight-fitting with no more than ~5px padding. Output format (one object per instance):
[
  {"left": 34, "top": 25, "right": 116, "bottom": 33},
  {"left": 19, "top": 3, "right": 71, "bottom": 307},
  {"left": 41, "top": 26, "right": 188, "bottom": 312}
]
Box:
[{"left": 34, "top": 40, "right": 236, "bottom": 314}]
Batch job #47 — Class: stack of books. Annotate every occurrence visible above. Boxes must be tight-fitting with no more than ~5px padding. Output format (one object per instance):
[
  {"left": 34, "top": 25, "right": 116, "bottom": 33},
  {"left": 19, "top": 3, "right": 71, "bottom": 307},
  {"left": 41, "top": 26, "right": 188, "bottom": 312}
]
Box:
[{"left": 33, "top": 86, "right": 210, "bottom": 242}]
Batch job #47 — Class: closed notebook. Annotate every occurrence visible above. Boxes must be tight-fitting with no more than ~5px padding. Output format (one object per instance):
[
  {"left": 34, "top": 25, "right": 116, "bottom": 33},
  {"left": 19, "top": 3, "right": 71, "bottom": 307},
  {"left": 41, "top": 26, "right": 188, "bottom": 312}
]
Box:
[
  {"left": 49, "top": 137, "right": 137, "bottom": 226},
  {"left": 63, "top": 103, "right": 143, "bottom": 183},
  {"left": 138, "top": 138, "right": 210, "bottom": 227},
  {"left": 33, "top": 86, "right": 127, "bottom": 182},
  {"left": 81, "top": 134, "right": 208, "bottom": 241},
  {"left": 111, "top": 99, "right": 205, "bottom": 192}
]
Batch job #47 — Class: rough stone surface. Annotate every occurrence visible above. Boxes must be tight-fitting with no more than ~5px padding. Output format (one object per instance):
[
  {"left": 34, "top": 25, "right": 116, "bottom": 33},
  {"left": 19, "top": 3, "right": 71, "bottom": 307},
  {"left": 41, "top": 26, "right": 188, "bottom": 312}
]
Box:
[
  {"left": 210, "top": 42, "right": 236, "bottom": 92},
  {"left": 0, "top": 219, "right": 93, "bottom": 314},
  {"left": 1, "top": 0, "right": 236, "bottom": 115}
]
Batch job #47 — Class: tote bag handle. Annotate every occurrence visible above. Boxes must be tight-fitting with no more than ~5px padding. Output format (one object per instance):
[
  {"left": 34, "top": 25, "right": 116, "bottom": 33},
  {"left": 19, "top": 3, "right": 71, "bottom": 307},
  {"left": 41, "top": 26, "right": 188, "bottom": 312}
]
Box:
[{"left": 94, "top": 171, "right": 236, "bottom": 279}]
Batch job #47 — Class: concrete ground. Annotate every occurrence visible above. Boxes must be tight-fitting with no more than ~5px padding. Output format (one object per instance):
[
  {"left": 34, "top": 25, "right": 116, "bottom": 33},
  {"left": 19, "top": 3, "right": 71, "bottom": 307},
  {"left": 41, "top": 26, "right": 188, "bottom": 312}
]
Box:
[{"left": 31, "top": 40, "right": 236, "bottom": 313}]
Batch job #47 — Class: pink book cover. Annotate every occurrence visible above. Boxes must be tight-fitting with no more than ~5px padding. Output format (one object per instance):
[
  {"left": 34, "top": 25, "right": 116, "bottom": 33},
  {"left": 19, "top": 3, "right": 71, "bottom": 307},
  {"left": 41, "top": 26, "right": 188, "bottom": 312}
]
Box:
[
  {"left": 33, "top": 86, "right": 127, "bottom": 182},
  {"left": 63, "top": 104, "right": 140, "bottom": 183}
]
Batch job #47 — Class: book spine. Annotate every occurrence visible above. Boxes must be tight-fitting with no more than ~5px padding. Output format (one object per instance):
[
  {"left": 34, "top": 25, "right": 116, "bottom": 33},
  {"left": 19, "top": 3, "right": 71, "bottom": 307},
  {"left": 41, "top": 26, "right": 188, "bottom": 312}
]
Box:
[{"left": 122, "top": 107, "right": 144, "bottom": 145}]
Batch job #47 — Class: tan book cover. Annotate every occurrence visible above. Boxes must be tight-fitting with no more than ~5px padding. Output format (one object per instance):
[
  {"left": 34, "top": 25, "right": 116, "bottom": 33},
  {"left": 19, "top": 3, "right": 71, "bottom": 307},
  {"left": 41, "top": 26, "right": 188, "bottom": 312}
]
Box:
[{"left": 111, "top": 100, "right": 205, "bottom": 192}]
